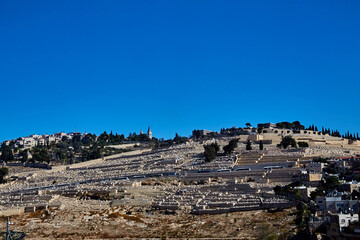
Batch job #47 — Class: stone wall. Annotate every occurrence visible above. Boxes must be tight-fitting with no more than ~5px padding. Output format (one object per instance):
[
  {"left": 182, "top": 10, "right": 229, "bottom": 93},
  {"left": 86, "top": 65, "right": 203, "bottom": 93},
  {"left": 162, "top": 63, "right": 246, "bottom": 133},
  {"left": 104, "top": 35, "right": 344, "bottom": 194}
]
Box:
[{"left": 0, "top": 207, "right": 25, "bottom": 216}]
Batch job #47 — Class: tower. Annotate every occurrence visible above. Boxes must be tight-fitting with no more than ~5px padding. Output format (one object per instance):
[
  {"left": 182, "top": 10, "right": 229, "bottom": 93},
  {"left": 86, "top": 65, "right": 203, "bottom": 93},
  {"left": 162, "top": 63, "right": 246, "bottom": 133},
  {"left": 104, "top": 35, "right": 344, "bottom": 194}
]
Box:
[{"left": 147, "top": 126, "right": 152, "bottom": 139}]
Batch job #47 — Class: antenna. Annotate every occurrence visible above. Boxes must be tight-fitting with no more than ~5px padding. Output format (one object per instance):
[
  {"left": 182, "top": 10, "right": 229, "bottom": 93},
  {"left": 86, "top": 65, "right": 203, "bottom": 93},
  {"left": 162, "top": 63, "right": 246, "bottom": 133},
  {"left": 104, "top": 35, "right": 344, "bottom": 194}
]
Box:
[
  {"left": 4, "top": 217, "right": 26, "bottom": 240},
  {"left": 6, "top": 217, "right": 10, "bottom": 237}
]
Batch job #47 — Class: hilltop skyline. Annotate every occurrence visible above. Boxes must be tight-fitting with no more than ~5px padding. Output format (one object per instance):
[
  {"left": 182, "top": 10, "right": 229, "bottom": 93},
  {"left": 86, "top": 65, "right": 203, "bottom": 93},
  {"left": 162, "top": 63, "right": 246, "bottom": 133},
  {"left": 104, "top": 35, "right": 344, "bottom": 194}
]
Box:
[
  {"left": 1, "top": 1, "right": 359, "bottom": 142},
  {"left": 1, "top": 120, "right": 359, "bottom": 143}
]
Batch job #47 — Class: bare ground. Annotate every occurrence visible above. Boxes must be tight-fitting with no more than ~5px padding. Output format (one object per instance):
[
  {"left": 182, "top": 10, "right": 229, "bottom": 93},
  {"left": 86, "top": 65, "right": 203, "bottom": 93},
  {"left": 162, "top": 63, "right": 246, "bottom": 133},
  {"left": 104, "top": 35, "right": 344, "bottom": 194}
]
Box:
[{"left": 0, "top": 197, "right": 297, "bottom": 239}]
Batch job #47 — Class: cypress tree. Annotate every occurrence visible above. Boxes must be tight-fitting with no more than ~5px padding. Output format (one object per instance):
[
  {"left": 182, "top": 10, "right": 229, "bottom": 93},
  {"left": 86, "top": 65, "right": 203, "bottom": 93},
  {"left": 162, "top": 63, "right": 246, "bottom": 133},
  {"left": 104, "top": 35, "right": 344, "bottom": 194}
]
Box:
[
  {"left": 246, "top": 140, "right": 252, "bottom": 151},
  {"left": 259, "top": 140, "right": 264, "bottom": 151}
]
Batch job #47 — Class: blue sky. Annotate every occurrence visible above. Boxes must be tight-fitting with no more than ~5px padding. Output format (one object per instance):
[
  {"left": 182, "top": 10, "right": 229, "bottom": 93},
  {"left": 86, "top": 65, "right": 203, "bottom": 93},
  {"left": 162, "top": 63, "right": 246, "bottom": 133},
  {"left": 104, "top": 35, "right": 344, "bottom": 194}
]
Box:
[{"left": 0, "top": 0, "right": 359, "bottom": 141}]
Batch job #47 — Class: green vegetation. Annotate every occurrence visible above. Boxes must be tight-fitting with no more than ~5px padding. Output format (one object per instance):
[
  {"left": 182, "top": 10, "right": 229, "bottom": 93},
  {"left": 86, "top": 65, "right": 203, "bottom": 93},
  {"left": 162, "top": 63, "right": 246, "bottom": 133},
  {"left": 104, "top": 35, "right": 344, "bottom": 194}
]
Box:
[
  {"left": 273, "top": 181, "right": 301, "bottom": 198},
  {"left": 192, "top": 130, "right": 202, "bottom": 139},
  {"left": 1, "top": 130, "right": 190, "bottom": 166},
  {"left": 246, "top": 140, "right": 252, "bottom": 150},
  {"left": 308, "top": 124, "right": 360, "bottom": 140},
  {"left": 220, "top": 121, "right": 359, "bottom": 142},
  {"left": 257, "top": 223, "right": 277, "bottom": 240},
  {"left": 32, "top": 146, "right": 51, "bottom": 163},
  {"left": 0, "top": 145, "right": 14, "bottom": 162},
  {"left": 278, "top": 136, "right": 297, "bottom": 149},
  {"left": 310, "top": 176, "right": 340, "bottom": 200},
  {"left": 220, "top": 127, "right": 252, "bottom": 136},
  {"left": 298, "top": 141, "right": 309, "bottom": 148},
  {"left": 203, "top": 142, "right": 220, "bottom": 162},
  {"left": 0, "top": 167, "right": 8, "bottom": 184},
  {"left": 276, "top": 121, "right": 305, "bottom": 131},
  {"left": 295, "top": 203, "right": 311, "bottom": 229},
  {"left": 259, "top": 140, "right": 264, "bottom": 150},
  {"left": 223, "top": 139, "right": 239, "bottom": 155},
  {"left": 323, "top": 176, "right": 340, "bottom": 191},
  {"left": 173, "top": 133, "right": 188, "bottom": 144}
]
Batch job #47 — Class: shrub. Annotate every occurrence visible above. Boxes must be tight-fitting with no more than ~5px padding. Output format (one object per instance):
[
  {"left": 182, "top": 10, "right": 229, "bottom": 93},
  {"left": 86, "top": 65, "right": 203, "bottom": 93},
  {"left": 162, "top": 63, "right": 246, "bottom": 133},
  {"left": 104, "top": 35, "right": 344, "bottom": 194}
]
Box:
[
  {"left": 203, "top": 142, "right": 220, "bottom": 162},
  {"left": 298, "top": 141, "right": 309, "bottom": 148},
  {"left": 279, "top": 136, "right": 297, "bottom": 149},
  {"left": 223, "top": 139, "right": 239, "bottom": 155}
]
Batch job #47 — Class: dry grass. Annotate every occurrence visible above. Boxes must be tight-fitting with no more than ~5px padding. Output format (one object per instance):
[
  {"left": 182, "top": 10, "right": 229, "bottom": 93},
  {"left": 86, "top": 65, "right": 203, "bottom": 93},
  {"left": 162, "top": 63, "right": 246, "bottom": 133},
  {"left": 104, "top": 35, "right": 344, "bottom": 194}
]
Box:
[{"left": 0, "top": 204, "right": 297, "bottom": 239}]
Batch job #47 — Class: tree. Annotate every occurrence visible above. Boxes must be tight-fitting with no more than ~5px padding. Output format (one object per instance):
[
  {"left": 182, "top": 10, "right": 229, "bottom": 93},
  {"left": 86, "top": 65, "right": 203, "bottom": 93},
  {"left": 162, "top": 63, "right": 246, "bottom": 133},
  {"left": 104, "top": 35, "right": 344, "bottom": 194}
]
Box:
[
  {"left": 279, "top": 136, "right": 297, "bottom": 149},
  {"left": 294, "top": 189, "right": 302, "bottom": 201},
  {"left": 0, "top": 167, "right": 8, "bottom": 183},
  {"left": 72, "top": 141, "right": 83, "bottom": 152},
  {"left": 0, "top": 145, "right": 14, "bottom": 162},
  {"left": 192, "top": 130, "right": 201, "bottom": 139},
  {"left": 324, "top": 176, "right": 340, "bottom": 191},
  {"left": 55, "top": 149, "right": 66, "bottom": 163},
  {"left": 223, "top": 139, "right": 239, "bottom": 155},
  {"left": 276, "top": 122, "right": 293, "bottom": 129},
  {"left": 13, "top": 147, "right": 19, "bottom": 154},
  {"left": 20, "top": 150, "right": 29, "bottom": 163},
  {"left": 259, "top": 140, "right": 264, "bottom": 150},
  {"left": 295, "top": 203, "right": 311, "bottom": 229},
  {"left": 32, "top": 147, "right": 50, "bottom": 163},
  {"left": 246, "top": 140, "right": 252, "bottom": 150},
  {"left": 245, "top": 123, "right": 251, "bottom": 128},
  {"left": 72, "top": 134, "right": 82, "bottom": 143},
  {"left": 61, "top": 135, "right": 70, "bottom": 142},
  {"left": 203, "top": 144, "right": 218, "bottom": 162},
  {"left": 210, "top": 142, "right": 220, "bottom": 153},
  {"left": 98, "top": 131, "right": 109, "bottom": 143},
  {"left": 298, "top": 141, "right": 309, "bottom": 148},
  {"left": 82, "top": 133, "right": 96, "bottom": 145},
  {"left": 173, "top": 133, "right": 188, "bottom": 144},
  {"left": 292, "top": 121, "right": 305, "bottom": 130}
]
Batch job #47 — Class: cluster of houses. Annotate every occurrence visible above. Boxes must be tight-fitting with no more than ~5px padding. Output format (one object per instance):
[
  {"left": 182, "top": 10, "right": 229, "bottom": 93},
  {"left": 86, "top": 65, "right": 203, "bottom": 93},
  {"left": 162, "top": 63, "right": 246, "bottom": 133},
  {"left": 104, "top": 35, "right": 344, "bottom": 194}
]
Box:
[
  {"left": 2, "top": 132, "right": 84, "bottom": 149},
  {"left": 291, "top": 156, "right": 360, "bottom": 239}
]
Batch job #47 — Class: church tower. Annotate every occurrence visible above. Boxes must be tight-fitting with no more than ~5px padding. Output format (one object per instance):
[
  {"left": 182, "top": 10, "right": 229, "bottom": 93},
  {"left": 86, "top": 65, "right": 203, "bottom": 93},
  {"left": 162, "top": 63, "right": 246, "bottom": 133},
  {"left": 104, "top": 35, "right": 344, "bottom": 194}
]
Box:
[{"left": 147, "top": 126, "right": 152, "bottom": 139}]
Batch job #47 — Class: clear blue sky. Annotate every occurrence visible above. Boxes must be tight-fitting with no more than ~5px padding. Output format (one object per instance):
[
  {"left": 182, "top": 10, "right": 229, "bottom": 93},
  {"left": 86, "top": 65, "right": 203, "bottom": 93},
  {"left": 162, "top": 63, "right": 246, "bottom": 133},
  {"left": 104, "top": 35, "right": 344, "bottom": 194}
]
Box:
[{"left": 1, "top": 0, "right": 359, "bottom": 141}]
